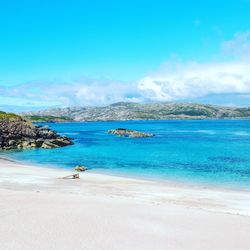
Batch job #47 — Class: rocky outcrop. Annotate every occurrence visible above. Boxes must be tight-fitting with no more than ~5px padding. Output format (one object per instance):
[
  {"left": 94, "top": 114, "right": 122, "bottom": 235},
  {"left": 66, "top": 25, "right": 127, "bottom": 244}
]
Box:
[
  {"left": 75, "top": 165, "right": 87, "bottom": 172},
  {"left": 108, "top": 128, "right": 155, "bottom": 138},
  {"left": 0, "top": 116, "right": 73, "bottom": 150}
]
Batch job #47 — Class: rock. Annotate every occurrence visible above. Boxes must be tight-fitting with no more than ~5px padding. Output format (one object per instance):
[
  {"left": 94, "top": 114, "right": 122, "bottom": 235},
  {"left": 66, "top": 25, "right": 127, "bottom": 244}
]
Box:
[
  {"left": 75, "top": 165, "right": 87, "bottom": 172},
  {"left": 108, "top": 128, "right": 155, "bottom": 138},
  {"left": 41, "top": 137, "right": 73, "bottom": 149},
  {"left": 0, "top": 136, "right": 3, "bottom": 147},
  {"left": 41, "top": 140, "right": 59, "bottom": 149},
  {"left": 35, "top": 138, "right": 44, "bottom": 147},
  {"left": 21, "top": 141, "right": 30, "bottom": 148},
  {"left": 8, "top": 140, "right": 17, "bottom": 146},
  {"left": 0, "top": 116, "right": 74, "bottom": 150}
]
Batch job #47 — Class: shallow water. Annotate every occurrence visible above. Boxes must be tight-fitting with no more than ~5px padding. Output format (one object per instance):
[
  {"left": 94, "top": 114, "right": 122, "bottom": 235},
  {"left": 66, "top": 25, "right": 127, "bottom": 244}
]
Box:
[{"left": 2, "top": 120, "right": 250, "bottom": 189}]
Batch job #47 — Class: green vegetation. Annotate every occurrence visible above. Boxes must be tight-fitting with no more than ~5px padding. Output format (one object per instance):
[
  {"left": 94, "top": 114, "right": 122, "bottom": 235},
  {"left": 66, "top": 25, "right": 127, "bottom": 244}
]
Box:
[
  {"left": 23, "top": 115, "right": 72, "bottom": 122},
  {"left": 0, "top": 111, "right": 22, "bottom": 120},
  {"left": 0, "top": 111, "right": 71, "bottom": 123},
  {"left": 234, "top": 108, "right": 250, "bottom": 117}
]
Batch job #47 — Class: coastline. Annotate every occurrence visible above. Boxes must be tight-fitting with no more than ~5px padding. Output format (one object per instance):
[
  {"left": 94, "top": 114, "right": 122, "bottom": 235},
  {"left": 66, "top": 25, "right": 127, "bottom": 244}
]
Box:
[
  {"left": 2, "top": 154, "right": 250, "bottom": 193},
  {"left": 1, "top": 156, "right": 250, "bottom": 215},
  {"left": 1, "top": 157, "right": 250, "bottom": 249},
  {"left": 33, "top": 117, "right": 250, "bottom": 123}
]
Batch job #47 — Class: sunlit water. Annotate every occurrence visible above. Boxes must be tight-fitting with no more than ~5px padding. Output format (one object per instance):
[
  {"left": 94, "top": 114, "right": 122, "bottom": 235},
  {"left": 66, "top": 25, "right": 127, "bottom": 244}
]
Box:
[{"left": 1, "top": 120, "right": 250, "bottom": 190}]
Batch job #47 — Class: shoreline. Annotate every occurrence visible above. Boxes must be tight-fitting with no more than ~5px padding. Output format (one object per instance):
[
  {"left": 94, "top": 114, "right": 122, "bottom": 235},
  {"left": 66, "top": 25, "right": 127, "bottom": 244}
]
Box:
[
  {"left": 1, "top": 156, "right": 250, "bottom": 216},
  {"left": 1, "top": 154, "right": 250, "bottom": 193},
  {"left": 1, "top": 157, "right": 250, "bottom": 249},
  {"left": 31, "top": 118, "right": 250, "bottom": 123}
]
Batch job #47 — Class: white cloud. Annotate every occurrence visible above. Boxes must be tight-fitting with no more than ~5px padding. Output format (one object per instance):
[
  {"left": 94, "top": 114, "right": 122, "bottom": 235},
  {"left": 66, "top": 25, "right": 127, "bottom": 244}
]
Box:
[
  {"left": 0, "top": 79, "right": 142, "bottom": 107},
  {"left": 138, "top": 61, "right": 250, "bottom": 101},
  {"left": 138, "top": 31, "right": 250, "bottom": 102}
]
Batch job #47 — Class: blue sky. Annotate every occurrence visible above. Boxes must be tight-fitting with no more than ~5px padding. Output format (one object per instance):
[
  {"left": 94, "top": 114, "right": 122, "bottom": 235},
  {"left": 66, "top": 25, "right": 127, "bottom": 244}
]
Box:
[{"left": 1, "top": 0, "right": 250, "bottom": 110}]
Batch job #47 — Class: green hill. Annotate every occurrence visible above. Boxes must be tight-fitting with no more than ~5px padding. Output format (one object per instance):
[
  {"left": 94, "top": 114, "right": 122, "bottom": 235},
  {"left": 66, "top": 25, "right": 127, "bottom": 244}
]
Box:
[
  {"left": 23, "top": 115, "right": 72, "bottom": 122},
  {"left": 21, "top": 102, "right": 250, "bottom": 121},
  {"left": 0, "top": 111, "right": 22, "bottom": 120}
]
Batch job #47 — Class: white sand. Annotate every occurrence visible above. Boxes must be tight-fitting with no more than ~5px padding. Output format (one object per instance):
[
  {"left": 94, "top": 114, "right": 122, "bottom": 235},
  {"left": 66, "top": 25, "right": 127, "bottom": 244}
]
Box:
[{"left": 0, "top": 157, "right": 250, "bottom": 250}]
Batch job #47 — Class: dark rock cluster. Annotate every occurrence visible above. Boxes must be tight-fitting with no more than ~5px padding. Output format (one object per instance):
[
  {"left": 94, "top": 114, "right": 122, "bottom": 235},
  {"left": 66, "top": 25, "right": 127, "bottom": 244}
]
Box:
[
  {"left": 108, "top": 128, "right": 155, "bottom": 138},
  {"left": 0, "top": 118, "right": 73, "bottom": 150}
]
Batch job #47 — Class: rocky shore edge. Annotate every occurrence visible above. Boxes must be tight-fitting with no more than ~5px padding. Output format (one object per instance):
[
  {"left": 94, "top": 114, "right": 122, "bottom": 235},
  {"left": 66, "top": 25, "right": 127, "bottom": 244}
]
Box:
[{"left": 0, "top": 116, "right": 73, "bottom": 150}]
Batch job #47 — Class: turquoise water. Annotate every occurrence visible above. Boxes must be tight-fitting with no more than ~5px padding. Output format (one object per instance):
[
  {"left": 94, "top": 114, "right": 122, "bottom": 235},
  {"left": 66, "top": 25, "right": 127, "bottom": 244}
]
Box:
[{"left": 1, "top": 120, "right": 250, "bottom": 189}]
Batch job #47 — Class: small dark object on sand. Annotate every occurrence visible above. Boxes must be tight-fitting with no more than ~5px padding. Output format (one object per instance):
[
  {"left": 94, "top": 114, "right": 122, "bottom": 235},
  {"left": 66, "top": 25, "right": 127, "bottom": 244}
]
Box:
[
  {"left": 75, "top": 165, "right": 87, "bottom": 172},
  {"left": 60, "top": 174, "right": 80, "bottom": 179}
]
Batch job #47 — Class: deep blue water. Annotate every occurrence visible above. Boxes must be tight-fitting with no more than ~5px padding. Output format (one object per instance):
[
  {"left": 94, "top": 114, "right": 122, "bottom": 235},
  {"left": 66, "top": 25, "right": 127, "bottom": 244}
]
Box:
[{"left": 1, "top": 120, "right": 250, "bottom": 189}]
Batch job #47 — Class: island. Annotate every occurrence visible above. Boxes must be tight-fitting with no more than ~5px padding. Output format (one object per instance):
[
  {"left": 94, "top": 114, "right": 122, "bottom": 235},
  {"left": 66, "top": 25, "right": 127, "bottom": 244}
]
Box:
[{"left": 108, "top": 128, "right": 155, "bottom": 138}]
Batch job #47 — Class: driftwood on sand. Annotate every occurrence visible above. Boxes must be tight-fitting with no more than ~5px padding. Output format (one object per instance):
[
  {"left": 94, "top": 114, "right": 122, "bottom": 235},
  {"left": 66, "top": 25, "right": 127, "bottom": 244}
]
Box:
[
  {"left": 59, "top": 174, "right": 80, "bottom": 179},
  {"left": 59, "top": 165, "right": 88, "bottom": 179}
]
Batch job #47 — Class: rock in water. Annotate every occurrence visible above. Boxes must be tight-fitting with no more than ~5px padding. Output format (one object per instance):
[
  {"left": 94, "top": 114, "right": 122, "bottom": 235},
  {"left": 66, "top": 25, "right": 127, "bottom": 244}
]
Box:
[
  {"left": 108, "top": 128, "right": 155, "bottom": 138},
  {"left": 0, "top": 112, "right": 73, "bottom": 150},
  {"left": 75, "top": 165, "right": 87, "bottom": 172}
]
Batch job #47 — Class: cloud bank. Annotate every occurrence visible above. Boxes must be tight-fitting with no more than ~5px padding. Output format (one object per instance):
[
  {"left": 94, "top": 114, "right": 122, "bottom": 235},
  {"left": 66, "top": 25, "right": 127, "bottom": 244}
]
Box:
[
  {"left": 1, "top": 31, "right": 250, "bottom": 110},
  {"left": 0, "top": 79, "right": 142, "bottom": 107},
  {"left": 138, "top": 31, "right": 250, "bottom": 102},
  {"left": 138, "top": 61, "right": 250, "bottom": 101}
]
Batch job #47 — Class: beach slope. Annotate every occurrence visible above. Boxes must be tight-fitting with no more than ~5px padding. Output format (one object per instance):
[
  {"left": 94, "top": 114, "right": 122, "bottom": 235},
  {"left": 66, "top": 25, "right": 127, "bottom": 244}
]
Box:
[{"left": 0, "top": 158, "right": 250, "bottom": 250}]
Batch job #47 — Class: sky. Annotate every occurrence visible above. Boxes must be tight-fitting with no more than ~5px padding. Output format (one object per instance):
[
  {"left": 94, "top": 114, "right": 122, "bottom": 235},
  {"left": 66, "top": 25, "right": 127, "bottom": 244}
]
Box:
[{"left": 1, "top": 0, "right": 250, "bottom": 111}]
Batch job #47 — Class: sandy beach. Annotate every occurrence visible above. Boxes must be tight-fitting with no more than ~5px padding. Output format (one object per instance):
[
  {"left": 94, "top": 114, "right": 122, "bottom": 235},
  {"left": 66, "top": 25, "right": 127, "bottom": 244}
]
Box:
[{"left": 0, "top": 157, "right": 250, "bottom": 250}]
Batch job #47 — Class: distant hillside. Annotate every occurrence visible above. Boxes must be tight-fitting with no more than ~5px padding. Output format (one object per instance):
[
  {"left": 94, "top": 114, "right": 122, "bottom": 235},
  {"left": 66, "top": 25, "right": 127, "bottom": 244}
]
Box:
[
  {"left": 22, "top": 102, "right": 250, "bottom": 121},
  {"left": 23, "top": 115, "right": 72, "bottom": 122}
]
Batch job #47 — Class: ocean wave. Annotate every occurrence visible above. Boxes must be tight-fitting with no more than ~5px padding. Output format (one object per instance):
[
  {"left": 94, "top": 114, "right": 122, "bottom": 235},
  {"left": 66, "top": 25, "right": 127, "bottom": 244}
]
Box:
[
  {"left": 174, "top": 130, "right": 216, "bottom": 134},
  {"left": 233, "top": 131, "right": 250, "bottom": 136},
  {"left": 62, "top": 132, "right": 79, "bottom": 135}
]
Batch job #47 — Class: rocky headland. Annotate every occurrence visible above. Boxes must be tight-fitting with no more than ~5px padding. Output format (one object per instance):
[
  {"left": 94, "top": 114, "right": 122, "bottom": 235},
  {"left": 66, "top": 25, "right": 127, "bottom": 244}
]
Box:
[
  {"left": 0, "top": 111, "right": 73, "bottom": 150},
  {"left": 108, "top": 128, "right": 155, "bottom": 138}
]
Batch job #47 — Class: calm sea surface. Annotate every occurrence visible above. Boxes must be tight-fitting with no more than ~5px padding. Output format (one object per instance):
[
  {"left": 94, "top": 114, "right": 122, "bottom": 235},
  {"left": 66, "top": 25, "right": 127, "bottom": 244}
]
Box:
[{"left": 1, "top": 120, "right": 250, "bottom": 190}]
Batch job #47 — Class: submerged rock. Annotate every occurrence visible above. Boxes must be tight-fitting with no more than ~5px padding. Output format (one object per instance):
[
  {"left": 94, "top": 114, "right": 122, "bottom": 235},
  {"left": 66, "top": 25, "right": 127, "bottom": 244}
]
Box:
[
  {"left": 108, "top": 128, "right": 155, "bottom": 138},
  {"left": 0, "top": 115, "right": 73, "bottom": 150}
]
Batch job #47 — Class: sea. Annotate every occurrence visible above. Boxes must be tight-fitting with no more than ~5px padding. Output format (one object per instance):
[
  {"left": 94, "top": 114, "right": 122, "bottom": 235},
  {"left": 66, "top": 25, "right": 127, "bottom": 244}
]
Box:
[{"left": 1, "top": 120, "right": 250, "bottom": 190}]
